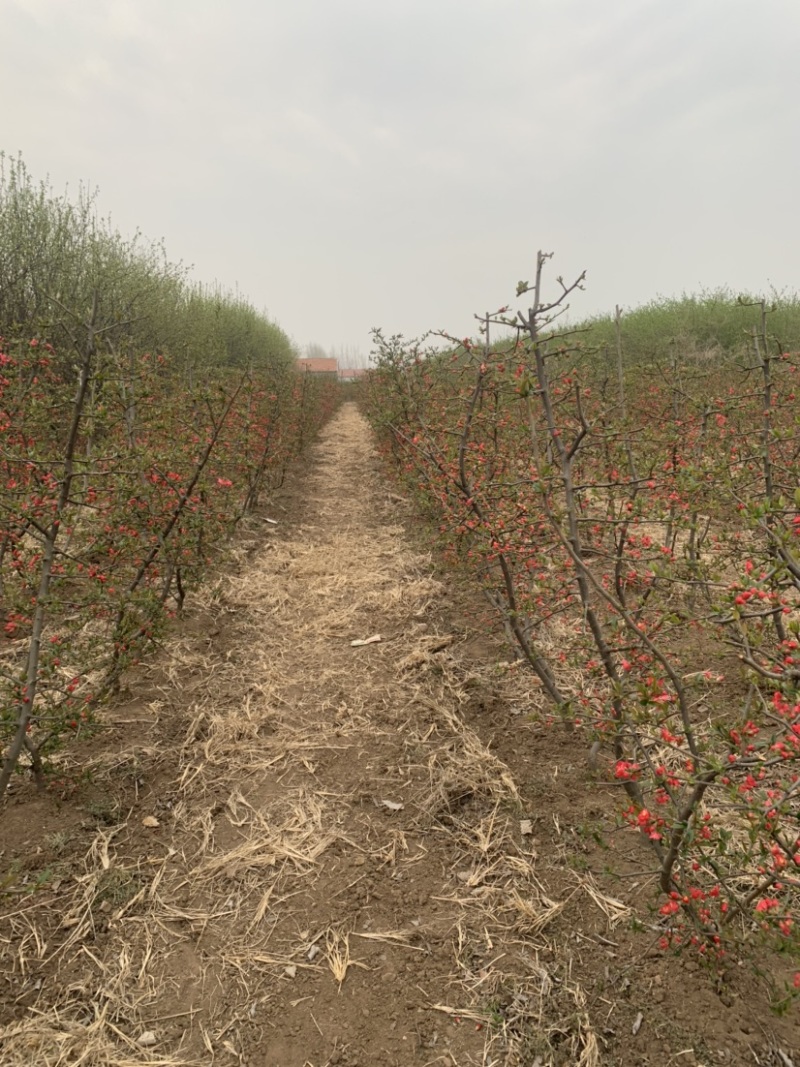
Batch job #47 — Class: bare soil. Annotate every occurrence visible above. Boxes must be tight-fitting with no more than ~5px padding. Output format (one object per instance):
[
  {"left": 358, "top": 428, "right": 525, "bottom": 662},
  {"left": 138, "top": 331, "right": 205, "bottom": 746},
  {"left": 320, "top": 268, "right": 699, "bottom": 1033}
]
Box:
[{"left": 1, "top": 402, "right": 798, "bottom": 1066}]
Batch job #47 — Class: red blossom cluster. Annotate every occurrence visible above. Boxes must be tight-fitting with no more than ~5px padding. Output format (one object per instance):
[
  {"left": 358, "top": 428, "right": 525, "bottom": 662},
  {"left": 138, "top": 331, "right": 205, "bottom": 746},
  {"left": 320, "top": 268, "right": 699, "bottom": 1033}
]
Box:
[
  {"left": 0, "top": 338, "right": 339, "bottom": 791},
  {"left": 364, "top": 275, "right": 800, "bottom": 975}
]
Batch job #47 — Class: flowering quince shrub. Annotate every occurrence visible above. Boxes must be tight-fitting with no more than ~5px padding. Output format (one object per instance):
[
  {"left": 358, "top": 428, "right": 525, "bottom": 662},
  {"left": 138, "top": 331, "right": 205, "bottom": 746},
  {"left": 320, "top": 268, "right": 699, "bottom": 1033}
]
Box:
[
  {"left": 0, "top": 334, "right": 338, "bottom": 794},
  {"left": 363, "top": 254, "right": 800, "bottom": 981}
]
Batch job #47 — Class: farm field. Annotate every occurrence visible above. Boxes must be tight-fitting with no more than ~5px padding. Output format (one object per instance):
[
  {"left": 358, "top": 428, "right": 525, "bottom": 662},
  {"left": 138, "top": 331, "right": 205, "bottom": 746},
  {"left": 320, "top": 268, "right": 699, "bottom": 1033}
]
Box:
[
  {"left": 1, "top": 160, "right": 799, "bottom": 1063},
  {"left": 1, "top": 401, "right": 798, "bottom": 1066},
  {"left": 5, "top": 0, "right": 800, "bottom": 1056},
  {"left": 363, "top": 255, "right": 800, "bottom": 977},
  {"left": 0, "top": 156, "right": 338, "bottom": 798}
]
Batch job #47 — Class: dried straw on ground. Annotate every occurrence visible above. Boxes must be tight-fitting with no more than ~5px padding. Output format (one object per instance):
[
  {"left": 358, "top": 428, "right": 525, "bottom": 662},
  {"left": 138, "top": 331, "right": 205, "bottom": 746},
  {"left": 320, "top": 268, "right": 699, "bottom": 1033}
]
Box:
[{"left": 1, "top": 405, "right": 617, "bottom": 1066}]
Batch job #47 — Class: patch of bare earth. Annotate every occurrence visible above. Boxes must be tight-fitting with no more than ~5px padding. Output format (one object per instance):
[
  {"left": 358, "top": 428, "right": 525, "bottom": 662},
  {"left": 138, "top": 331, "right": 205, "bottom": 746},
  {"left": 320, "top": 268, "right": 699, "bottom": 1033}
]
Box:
[{"left": 1, "top": 402, "right": 798, "bottom": 1066}]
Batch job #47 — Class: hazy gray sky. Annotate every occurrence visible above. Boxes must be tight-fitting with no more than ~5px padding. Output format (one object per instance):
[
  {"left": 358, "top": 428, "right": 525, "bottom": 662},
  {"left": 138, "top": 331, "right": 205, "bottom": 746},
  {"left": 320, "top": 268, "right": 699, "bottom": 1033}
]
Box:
[{"left": 3, "top": 0, "right": 799, "bottom": 357}]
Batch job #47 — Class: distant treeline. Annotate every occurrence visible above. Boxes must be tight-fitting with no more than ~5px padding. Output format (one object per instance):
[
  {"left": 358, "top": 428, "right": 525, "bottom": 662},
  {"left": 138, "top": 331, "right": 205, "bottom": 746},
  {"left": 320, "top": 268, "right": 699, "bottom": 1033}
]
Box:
[
  {"left": 393, "top": 289, "right": 800, "bottom": 377},
  {"left": 0, "top": 152, "right": 295, "bottom": 371},
  {"left": 571, "top": 290, "right": 800, "bottom": 365}
]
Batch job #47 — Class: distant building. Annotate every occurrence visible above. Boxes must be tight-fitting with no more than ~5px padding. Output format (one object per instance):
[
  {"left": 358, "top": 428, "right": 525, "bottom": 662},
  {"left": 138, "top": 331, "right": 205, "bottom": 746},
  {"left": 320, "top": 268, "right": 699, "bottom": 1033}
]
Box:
[
  {"left": 297, "top": 357, "right": 338, "bottom": 375},
  {"left": 337, "top": 367, "right": 368, "bottom": 382}
]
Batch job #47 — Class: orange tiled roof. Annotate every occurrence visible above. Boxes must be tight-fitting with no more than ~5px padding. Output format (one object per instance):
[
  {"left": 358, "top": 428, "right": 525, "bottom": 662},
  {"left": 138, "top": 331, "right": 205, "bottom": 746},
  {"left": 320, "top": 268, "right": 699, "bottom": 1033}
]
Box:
[{"left": 297, "top": 358, "right": 338, "bottom": 374}]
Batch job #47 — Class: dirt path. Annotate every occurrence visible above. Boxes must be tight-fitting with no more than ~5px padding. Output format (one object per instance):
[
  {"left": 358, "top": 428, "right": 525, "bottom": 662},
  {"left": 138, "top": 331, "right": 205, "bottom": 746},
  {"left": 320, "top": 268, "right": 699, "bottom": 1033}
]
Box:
[
  {"left": 2, "top": 403, "right": 799, "bottom": 1066},
  {"left": 167, "top": 400, "right": 529, "bottom": 1066}
]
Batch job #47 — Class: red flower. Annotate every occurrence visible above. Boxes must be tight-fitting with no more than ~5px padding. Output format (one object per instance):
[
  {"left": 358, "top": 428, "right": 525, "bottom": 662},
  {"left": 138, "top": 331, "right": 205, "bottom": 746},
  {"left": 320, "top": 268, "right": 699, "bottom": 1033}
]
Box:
[{"left": 754, "top": 897, "right": 780, "bottom": 913}]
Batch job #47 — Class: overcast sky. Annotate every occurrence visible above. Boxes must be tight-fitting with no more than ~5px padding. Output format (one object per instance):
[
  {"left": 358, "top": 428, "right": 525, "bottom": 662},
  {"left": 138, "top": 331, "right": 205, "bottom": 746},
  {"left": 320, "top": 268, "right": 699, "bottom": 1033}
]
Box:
[{"left": 2, "top": 0, "right": 799, "bottom": 359}]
